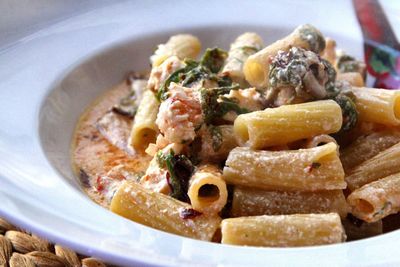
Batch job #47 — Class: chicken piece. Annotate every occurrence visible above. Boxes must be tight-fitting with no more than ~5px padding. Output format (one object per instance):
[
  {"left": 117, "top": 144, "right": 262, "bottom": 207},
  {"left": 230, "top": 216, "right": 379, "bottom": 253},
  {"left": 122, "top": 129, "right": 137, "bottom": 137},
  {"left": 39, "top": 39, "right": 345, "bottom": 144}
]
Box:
[
  {"left": 147, "top": 56, "right": 184, "bottom": 93},
  {"left": 156, "top": 83, "right": 203, "bottom": 144}
]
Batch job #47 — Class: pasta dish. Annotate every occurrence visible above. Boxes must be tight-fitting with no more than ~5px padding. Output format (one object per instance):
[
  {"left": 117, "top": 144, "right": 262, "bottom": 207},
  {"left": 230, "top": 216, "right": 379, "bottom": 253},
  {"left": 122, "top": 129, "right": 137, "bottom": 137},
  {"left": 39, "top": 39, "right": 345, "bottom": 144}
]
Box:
[{"left": 72, "top": 24, "right": 400, "bottom": 247}]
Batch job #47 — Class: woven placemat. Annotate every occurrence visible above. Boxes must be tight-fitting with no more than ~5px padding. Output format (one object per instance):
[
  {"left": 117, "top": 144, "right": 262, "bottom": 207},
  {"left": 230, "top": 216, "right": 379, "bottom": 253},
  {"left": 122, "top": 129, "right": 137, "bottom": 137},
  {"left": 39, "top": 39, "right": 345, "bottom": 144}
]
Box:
[{"left": 0, "top": 218, "right": 109, "bottom": 267}]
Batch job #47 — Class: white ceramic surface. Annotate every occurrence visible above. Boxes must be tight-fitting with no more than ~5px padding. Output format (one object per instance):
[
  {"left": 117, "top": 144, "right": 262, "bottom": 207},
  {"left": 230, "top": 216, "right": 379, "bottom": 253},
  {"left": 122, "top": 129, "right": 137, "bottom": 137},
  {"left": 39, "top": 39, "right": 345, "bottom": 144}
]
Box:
[{"left": 1, "top": 1, "right": 400, "bottom": 266}]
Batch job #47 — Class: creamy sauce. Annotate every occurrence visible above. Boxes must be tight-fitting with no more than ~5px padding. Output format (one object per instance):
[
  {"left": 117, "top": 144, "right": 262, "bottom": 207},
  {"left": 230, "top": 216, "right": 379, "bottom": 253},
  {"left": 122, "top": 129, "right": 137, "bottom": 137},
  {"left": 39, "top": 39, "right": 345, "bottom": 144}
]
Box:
[{"left": 71, "top": 82, "right": 151, "bottom": 207}]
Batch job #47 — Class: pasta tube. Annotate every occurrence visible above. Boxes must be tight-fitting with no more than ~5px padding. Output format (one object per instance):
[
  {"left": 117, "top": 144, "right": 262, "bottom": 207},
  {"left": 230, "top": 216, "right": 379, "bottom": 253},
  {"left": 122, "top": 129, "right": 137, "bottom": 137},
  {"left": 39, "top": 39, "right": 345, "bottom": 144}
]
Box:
[
  {"left": 337, "top": 72, "right": 364, "bottom": 87},
  {"left": 231, "top": 186, "right": 348, "bottom": 218},
  {"left": 223, "top": 143, "right": 346, "bottom": 191},
  {"left": 304, "top": 134, "right": 338, "bottom": 149},
  {"left": 110, "top": 181, "right": 221, "bottom": 241},
  {"left": 340, "top": 130, "right": 400, "bottom": 173},
  {"left": 244, "top": 24, "right": 325, "bottom": 88},
  {"left": 199, "top": 125, "right": 237, "bottom": 162},
  {"left": 222, "top": 32, "right": 264, "bottom": 86},
  {"left": 350, "top": 87, "right": 400, "bottom": 126},
  {"left": 234, "top": 100, "right": 342, "bottom": 149},
  {"left": 129, "top": 90, "right": 159, "bottom": 150},
  {"left": 345, "top": 142, "right": 400, "bottom": 191},
  {"left": 221, "top": 213, "right": 345, "bottom": 247},
  {"left": 188, "top": 165, "right": 228, "bottom": 214},
  {"left": 347, "top": 173, "right": 400, "bottom": 222},
  {"left": 150, "top": 34, "right": 201, "bottom": 67}
]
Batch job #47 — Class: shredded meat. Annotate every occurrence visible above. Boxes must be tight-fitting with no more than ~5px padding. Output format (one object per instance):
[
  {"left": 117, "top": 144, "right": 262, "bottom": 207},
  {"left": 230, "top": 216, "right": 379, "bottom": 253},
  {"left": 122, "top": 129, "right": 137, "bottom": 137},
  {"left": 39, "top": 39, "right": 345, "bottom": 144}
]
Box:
[
  {"left": 156, "top": 83, "right": 203, "bottom": 144},
  {"left": 147, "top": 56, "right": 184, "bottom": 93}
]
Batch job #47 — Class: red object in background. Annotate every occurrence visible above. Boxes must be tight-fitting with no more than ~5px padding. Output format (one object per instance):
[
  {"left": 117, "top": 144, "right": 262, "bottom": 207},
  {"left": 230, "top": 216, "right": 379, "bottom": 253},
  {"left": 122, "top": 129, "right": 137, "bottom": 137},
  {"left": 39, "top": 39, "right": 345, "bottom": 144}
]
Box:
[{"left": 353, "top": 0, "right": 400, "bottom": 89}]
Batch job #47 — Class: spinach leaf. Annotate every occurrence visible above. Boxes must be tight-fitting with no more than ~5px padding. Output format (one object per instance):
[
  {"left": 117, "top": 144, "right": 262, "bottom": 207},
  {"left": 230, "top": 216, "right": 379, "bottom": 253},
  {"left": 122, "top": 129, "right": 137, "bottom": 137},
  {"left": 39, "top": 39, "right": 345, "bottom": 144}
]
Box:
[
  {"left": 334, "top": 93, "right": 358, "bottom": 133},
  {"left": 200, "top": 84, "right": 249, "bottom": 124},
  {"left": 156, "top": 60, "right": 199, "bottom": 101},
  {"left": 157, "top": 150, "right": 194, "bottom": 202},
  {"left": 157, "top": 49, "right": 230, "bottom": 101},
  {"left": 200, "top": 48, "right": 228, "bottom": 73}
]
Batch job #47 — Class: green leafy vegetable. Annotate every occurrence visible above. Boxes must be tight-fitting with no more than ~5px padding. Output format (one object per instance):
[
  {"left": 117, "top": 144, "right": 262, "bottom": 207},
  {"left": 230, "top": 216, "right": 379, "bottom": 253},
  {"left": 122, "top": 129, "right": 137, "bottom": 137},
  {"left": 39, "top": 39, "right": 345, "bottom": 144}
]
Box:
[
  {"left": 200, "top": 84, "right": 249, "bottom": 124},
  {"left": 200, "top": 48, "right": 228, "bottom": 73},
  {"left": 156, "top": 60, "right": 199, "bottom": 101},
  {"left": 156, "top": 150, "right": 194, "bottom": 201},
  {"left": 156, "top": 48, "right": 230, "bottom": 101},
  {"left": 334, "top": 93, "right": 358, "bottom": 133}
]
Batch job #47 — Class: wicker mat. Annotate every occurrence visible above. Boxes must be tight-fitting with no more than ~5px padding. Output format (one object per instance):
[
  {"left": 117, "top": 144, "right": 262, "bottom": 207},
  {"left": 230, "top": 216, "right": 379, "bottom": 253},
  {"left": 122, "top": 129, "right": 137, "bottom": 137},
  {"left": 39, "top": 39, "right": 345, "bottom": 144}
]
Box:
[{"left": 0, "top": 218, "right": 109, "bottom": 267}]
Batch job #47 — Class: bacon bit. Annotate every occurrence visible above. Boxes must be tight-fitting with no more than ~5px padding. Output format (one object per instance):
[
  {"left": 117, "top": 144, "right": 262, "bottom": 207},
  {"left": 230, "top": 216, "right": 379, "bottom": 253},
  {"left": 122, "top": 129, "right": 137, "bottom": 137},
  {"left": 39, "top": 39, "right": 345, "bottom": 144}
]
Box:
[
  {"left": 306, "top": 162, "right": 321, "bottom": 173},
  {"left": 179, "top": 208, "right": 203, "bottom": 220}
]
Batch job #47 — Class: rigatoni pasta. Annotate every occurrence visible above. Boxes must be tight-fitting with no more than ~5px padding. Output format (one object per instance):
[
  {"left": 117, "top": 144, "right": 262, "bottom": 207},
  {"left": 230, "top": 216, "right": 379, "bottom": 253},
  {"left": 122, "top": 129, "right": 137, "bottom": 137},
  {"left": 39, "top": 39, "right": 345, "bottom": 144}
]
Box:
[
  {"left": 223, "top": 143, "right": 346, "bottom": 191},
  {"left": 340, "top": 130, "right": 400, "bottom": 173},
  {"left": 150, "top": 34, "right": 201, "bottom": 67},
  {"left": 188, "top": 165, "right": 228, "bottom": 214},
  {"left": 231, "top": 186, "right": 348, "bottom": 218},
  {"left": 349, "top": 87, "right": 400, "bottom": 126},
  {"left": 244, "top": 24, "right": 325, "bottom": 88},
  {"left": 111, "top": 181, "right": 221, "bottom": 241},
  {"left": 221, "top": 213, "right": 345, "bottom": 247},
  {"left": 222, "top": 32, "right": 264, "bottom": 86},
  {"left": 72, "top": 24, "right": 400, "bottom": 247},
  {"left": 347, "top": 173, "right": 400, "bottom": 222},
  {"left": 234, "top": 100, "right": 342, "bottom": 149},
  {"left": 345, "top": 142, "right": 400, "bottom": 191},
  {"left": 128, "top": 90, "right": 159, "bottom": 150}
]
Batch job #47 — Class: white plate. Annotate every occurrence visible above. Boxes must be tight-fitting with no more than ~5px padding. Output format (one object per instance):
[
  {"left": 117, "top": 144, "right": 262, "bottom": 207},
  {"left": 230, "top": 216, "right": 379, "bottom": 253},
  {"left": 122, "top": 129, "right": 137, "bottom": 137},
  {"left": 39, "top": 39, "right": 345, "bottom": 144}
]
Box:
[{"left": 0, "top": 1, "right": 399, "bottom": 266}]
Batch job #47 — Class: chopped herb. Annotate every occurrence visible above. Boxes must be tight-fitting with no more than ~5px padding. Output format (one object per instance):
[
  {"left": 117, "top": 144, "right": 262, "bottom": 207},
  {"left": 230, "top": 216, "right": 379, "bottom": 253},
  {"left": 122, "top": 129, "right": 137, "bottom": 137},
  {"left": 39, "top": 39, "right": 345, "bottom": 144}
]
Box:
[
  {"left": 200, "top": 48, "right": 228, "bottom": 73},
  {"left": 200, "top": 84, "right": 249, "bottom": 124},
  {"left": 306, "top": 162, "right": 321, "bottom": 173},
  {"left": 156, "top": 60, "right": 198, "bottom": 101},
  {"left": 373, "top": 201, "right": 392, "bottom": 217},
  {"left": 209, "top": 126, "right": 223, "bottom": 152},
  {"left": 179, "top": 208, "right": 203, "bottom": 219},
  {"left": 157, "top": 49, "right": 231, "bottom": 101},
  {"left": 156, "top": 150, "right": 194, "bottom": 201}
]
